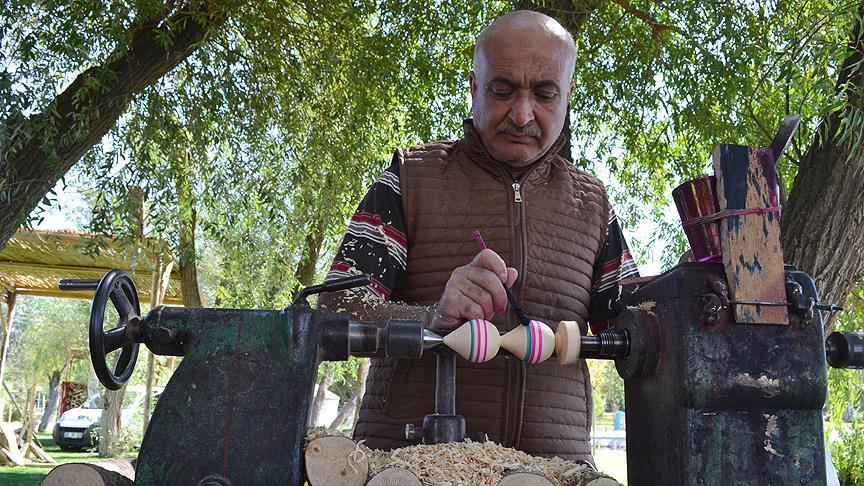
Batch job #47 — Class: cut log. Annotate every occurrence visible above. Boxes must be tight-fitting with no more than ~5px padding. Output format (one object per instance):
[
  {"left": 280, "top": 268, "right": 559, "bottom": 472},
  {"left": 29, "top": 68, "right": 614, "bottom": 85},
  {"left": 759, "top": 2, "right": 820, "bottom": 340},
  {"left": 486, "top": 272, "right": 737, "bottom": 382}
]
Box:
[
  {"left": 559, "top": 466, "right": 623, "bottom": 486},
  {"left": 366, "top": 467, "right": 422, "bottom": 485},
  {"left": 584, "top": 478, "right": 621, "bottom": 486},
  {"left": 305, "top": 436, "right": 368, "bottom": 486},
  {"left": 497, "top": 471, "right": 555, "bottom": 485},
  {"left": 41, "top": 459, "right": 136, "bottom": 486}
]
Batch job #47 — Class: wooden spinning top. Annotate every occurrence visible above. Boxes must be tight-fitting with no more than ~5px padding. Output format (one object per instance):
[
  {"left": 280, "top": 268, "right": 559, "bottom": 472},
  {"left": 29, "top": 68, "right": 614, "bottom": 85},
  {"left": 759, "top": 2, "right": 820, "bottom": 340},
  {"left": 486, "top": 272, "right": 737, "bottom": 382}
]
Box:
[
  {"left": 554, "top": 320, "right": 581, "bottom": 364},
  {"left": 500, "top": 320, "right": 555, "bottom": 364},
  {"left": 443, "top": 319, "right": 501, "bottom": 363}
]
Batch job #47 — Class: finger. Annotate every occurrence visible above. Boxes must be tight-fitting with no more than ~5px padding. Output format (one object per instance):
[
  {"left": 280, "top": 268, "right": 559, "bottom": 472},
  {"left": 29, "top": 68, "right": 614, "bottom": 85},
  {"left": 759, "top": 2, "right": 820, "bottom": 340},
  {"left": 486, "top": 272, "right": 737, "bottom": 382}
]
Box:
[
  {"left": 456, "top": 278, "right": 498, "bottom": 318},
  {"left": 430, "top": 311, "right": 461, "bottom": 330},
  {"left": 504, "top": 268, "right": 518, "bottom": 289},
  {"left": 462, "top": 269, "right": 508, "bottom": 315},
  {"left": 471, "top": 249, "right": 509, "bottom": 283},
  {"left": 433, "top": 279, "right": 489, "bottom": 328},
  {"left": 439, "top": 290, "right": 486, "bottom": 322}
]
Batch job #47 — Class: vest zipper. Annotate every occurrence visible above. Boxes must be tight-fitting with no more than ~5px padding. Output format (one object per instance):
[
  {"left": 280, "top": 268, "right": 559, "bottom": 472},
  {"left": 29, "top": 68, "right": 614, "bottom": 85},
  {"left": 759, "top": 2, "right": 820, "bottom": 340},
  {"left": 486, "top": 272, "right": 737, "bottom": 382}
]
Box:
[
  {"left": 512, "top": 182, "right": 523, "bottom": 203},
  {"left": 496, "top": 165, "right": 538, "bottom": 448}
]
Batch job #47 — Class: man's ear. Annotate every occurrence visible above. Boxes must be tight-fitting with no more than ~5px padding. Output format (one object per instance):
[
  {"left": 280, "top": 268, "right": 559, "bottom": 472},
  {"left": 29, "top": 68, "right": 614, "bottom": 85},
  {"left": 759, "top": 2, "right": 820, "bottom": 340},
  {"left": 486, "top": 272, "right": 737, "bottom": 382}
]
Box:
[
  {"left": 469, "top": 71, "right": 478, "bottom": 100},
  {"left": 569, "top": 80, "right": 575, "bottom": 99}
]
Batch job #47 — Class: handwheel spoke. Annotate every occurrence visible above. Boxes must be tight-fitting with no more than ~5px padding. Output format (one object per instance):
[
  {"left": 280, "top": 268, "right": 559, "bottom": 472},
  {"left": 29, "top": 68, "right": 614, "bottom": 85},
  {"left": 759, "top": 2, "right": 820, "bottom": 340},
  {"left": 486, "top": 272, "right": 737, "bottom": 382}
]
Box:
[
  {"left": 114, "top": 346, "right": 134, "bottom": 376},
  {"left": 110, "top": 282, "right": 137, "bottom": 321},
  {"left": 104, "top": 326, "right": 131, "bottom": 353}
]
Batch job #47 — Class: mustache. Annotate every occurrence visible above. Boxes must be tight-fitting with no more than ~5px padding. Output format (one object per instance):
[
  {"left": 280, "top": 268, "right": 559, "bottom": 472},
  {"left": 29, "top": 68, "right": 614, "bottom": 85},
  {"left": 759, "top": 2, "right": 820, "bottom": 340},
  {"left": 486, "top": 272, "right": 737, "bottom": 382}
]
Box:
[{"left": 496, "top": 121, "right": 542, "bottom": 138}]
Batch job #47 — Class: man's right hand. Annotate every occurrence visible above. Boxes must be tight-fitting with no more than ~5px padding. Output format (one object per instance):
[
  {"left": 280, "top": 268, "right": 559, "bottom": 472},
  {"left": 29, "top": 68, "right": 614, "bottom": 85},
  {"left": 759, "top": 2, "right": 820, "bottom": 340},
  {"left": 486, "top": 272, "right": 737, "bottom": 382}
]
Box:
[{"left": 430, "top": 249, "right": 518, "bottom": 330}]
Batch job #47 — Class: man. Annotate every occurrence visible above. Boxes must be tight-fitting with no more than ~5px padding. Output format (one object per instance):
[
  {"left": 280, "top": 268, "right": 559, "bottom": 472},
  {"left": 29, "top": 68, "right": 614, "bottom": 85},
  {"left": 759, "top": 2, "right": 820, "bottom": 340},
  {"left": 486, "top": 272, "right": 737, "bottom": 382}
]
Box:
[{"left": 319, "top": 10, "right": 638, "bottom": 464}]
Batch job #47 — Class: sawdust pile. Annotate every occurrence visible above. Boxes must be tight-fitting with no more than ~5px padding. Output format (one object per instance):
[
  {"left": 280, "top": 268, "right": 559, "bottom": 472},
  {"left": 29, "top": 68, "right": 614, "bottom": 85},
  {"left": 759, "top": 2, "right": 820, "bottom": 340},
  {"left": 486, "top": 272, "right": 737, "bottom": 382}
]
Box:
[{"left": 306, "top": 429, "right": 620, "bottom": 485}]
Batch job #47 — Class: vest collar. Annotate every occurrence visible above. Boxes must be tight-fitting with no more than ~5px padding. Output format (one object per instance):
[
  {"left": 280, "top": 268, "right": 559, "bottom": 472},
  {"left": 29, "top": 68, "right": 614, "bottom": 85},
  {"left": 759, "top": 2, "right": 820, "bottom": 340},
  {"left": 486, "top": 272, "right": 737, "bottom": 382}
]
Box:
[{"left": 457, "top": 119, "right": 567, "bottom": 182}]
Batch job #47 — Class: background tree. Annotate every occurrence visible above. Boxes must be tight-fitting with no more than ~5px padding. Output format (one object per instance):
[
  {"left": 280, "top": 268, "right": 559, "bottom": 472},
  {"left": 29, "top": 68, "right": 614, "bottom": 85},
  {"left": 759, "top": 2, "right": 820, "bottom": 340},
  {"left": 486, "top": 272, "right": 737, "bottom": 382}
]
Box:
[
  {"left": 5, "top": 296, "right": 89, "bottom": 428},
  {"left": 0, "top": 0, "right": 239, "bottom": 249}
]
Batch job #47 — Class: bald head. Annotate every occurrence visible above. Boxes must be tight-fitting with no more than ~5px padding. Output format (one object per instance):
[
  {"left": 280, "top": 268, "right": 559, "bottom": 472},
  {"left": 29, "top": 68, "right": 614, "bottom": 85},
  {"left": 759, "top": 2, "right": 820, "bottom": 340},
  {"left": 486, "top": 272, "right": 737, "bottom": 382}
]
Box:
[
  {"left": 474, "top": 10, "right": 577, "bottom": 80},
  {"left": 468, "top": 11, "right": 577, "bottom": 168}
]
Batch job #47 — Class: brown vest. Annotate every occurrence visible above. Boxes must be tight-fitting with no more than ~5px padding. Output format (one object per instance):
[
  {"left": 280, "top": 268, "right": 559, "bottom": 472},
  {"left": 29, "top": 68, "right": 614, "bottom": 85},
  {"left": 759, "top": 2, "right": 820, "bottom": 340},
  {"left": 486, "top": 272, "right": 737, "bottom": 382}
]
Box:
[{"left": 353, "top": 121, "right": 610, "bottom": 462}]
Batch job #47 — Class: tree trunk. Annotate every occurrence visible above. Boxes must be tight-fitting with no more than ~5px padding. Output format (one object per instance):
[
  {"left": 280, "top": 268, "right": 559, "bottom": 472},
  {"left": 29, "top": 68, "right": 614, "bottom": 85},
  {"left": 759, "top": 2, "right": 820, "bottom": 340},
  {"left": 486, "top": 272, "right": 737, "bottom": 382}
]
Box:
[
  {"left": 291, "top": 214, "right": 327, "bottom": 301},
  {"left": 176, "top": 159, "right": 202, "bottom": 308},
  {"left": 351, "top": 358, "right": 369, "bottom": 432},
  {"left": 782, "top": 3, "right": 864, "bottom": 333},
  {"left": 324, "top": 359, "right": 369, "bottom": 433},
  {"left": 99, "top": 385, "right": 126, "bottom": 457},
  {"left": 0, "top": 292, "right": 16, "bottom": 420},
  {"left": 327, "top": 396, "right": 356, "bottom": 433},
  {"left": 308, "top": 368, "right": 333, "bottom": 428},
  {"left": 0, "top": 4, "right": 229, "bottom": 252},
  {"left": 37, "top": 370, "right": 62, "bottom": 433}
]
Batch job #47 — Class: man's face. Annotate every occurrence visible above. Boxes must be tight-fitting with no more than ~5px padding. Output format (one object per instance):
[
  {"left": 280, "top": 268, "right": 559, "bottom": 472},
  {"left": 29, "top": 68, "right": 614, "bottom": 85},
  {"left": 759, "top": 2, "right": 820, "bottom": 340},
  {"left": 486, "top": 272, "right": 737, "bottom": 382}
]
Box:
[{"left": 470, "top": 32, "right": 574, "bottom": 168}]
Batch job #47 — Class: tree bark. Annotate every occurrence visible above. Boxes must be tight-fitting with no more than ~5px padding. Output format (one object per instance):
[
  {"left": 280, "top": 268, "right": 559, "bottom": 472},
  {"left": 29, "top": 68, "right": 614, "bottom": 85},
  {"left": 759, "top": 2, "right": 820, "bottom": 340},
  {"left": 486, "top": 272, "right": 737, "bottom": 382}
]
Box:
[
  {"left": 0, "top": 3, "right": 229, "bottom": 252},
  {"left": 42, "top": 459, "right": 136, "bottom": 486},
  {"left": 319, "top": 361, "right": 369, "bottom": 433},
  {"left": 782, "top": 3, "right": 864, "bottom": 333},
  {"left": 176, "top": 158, "right": 202, "bottom": 308},
  {"left": 37, "top": 370, "right": 62, "bottom": 433},
  {"left": 290, "top": 214, "right": 327, "bottom": 301},
  {"left": 99, "top": 385, "right": 126, "bottom": 457},
  {"left": 0, "top": 292, "right": 16, "bottom": 420},
  {"left": 308, "top": 368, "right": 333, "bottom": 428},
  {"left": 351, "top": 358, "right": 369, "bottom": 432},
  {"left": 327, "top": 396, "right": 356, "bottom": 433}
]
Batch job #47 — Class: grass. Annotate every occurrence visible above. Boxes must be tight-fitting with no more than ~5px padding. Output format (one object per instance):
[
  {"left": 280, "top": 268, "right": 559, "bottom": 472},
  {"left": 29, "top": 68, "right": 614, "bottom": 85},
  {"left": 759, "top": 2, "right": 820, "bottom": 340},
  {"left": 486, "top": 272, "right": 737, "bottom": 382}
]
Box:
[
  {"left": 594, "top": 448, "right": 628, "bottom": 485},
  {"left": 593, "top": 412, "right": 628, "bottom": 485},
  {"left": 0, "top": 432, "right": 111, "bottom": 486}
]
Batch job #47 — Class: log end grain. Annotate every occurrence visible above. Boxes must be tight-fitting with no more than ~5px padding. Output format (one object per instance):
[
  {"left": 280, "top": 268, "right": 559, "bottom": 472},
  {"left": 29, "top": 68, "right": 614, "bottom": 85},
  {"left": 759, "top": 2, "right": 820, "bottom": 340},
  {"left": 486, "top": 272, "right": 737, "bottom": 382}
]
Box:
[
  {"left": 305, "top": 436, "right": 368, "bottom": 486},
  {"left": 366, "top": 466, "right": 422, "bottom": 486},
  {"left": 497, "top": 471, "right": 555, "bottom": 485}
]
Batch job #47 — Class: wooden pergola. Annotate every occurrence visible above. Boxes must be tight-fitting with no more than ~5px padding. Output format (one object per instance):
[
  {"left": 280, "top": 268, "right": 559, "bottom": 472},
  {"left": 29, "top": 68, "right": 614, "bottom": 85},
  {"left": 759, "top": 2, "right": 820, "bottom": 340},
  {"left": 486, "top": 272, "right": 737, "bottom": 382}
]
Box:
[
  {"left": 0, "top": 229, "right": 182, "bottom": 303},
  {"left": 0, "top": 229, "right": 183, "bottom": 428}
]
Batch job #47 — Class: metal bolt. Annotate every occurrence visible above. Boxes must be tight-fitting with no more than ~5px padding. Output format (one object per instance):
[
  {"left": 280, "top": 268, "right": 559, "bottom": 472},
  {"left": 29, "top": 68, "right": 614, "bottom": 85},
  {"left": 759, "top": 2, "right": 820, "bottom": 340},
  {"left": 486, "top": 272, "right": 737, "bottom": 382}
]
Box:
[
  {"left": 702, "top": 294, "right": 722, "bottom": 325},
  {"left": 405, "top": 423, "right": 424, "bottom": 441}
]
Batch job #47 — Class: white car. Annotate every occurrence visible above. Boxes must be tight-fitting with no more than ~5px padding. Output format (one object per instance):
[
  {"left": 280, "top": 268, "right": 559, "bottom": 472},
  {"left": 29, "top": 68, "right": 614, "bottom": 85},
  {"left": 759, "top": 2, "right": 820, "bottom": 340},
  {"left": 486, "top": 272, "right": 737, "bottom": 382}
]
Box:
[{"left": 52, "top": 386, "right": 159, "bottom": 451}]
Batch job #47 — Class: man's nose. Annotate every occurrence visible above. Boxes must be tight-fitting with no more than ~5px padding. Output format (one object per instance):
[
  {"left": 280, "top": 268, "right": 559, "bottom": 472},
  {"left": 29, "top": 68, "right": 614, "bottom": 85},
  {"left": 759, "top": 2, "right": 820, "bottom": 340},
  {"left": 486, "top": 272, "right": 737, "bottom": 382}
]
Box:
[{"left": 508, "top": 92, "right": 534, "bottom": 127}]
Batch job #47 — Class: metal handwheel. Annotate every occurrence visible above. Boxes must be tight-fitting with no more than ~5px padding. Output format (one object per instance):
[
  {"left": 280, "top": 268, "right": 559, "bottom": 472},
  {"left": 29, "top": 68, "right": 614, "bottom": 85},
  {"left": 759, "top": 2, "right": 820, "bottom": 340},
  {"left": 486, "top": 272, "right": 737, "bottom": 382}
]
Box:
[{"left": 60, "top": 269, "right": 142, "bottom": 390}]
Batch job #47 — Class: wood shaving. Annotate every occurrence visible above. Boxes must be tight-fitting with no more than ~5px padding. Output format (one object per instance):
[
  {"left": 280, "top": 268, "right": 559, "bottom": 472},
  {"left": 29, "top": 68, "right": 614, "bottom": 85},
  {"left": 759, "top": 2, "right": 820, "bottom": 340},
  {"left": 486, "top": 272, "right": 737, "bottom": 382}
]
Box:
[
  {"left": 306, "top": 431, "right": 620, "bottom": 485},
  {"left": 628, "top": 301, "right": 656, "bottom": 316}
]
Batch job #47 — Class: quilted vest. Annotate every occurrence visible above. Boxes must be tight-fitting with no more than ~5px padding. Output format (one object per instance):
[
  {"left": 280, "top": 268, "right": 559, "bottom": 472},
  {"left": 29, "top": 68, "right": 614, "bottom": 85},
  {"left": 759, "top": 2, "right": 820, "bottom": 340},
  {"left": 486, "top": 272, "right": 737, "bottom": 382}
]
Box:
[{"left": 353, "top": 120, "right": 611, "bottom": 463}]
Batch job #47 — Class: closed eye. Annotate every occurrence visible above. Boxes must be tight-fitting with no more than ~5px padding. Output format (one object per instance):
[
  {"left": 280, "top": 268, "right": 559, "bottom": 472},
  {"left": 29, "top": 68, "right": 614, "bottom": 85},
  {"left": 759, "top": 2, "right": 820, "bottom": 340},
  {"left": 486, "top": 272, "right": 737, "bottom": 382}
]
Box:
[{"left": 535, "top": 90, "right": 559, "bottom": 101}]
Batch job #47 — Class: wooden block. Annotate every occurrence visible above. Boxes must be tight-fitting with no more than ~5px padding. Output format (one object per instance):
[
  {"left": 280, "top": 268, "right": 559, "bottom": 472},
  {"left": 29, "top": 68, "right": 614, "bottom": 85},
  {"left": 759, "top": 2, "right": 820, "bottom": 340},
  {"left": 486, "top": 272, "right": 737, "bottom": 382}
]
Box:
[
  {"left": 712, "top": 144, "right": 788, "bottom": 325},
  {"left": 554, "top": 321, "right": 582, "bottom": 364},
  {"left": 367, "top": 467, "right": 422, "bottom": 485},
  {"left": 27, "top": 441, "right": 57, "bottom": 464},
  {"left": 497, "top": 471, "right": 555, "bottom": 485},
  {"left": 0, "top": 445, "right": 25, "bottom": 467},
  {"left": 0, "top": 422, "right": 24, "bottom": 466},
  {"left": 500, "top": 320, "right": 554, "bottom": 364},
  {"left": 305, "top": 436, "right": 368, "bottom": 486},
  {"left": 442, "top": 319, "right": 500, "bottom": 363}
]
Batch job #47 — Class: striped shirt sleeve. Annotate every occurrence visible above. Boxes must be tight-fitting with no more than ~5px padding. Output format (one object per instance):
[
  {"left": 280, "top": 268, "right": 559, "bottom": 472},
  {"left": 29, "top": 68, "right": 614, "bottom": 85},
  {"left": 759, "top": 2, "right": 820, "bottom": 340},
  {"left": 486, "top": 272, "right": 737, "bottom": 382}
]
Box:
[
  {"left": 323, "top": 155, "right": 406, "bottom": 301},
  {"left": 589, "top": 209, "right": 640, "bottom": 331}
]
